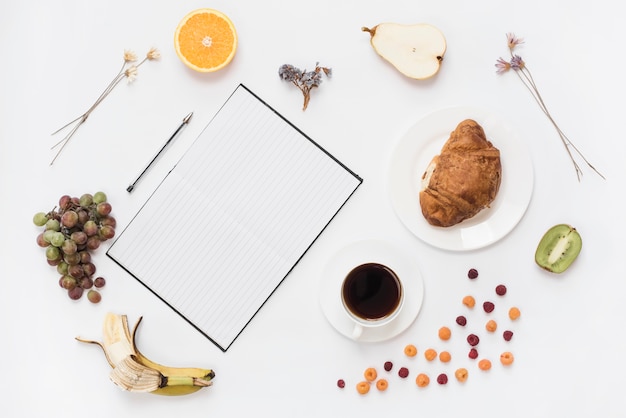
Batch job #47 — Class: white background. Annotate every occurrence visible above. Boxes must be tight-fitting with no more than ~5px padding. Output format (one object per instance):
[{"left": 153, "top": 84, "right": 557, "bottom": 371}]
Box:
[{"left": 1, "top": 1, "right": 623, "bottom": 417}]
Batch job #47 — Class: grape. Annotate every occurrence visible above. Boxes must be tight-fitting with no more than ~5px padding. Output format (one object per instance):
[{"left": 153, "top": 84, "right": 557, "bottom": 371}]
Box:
[
  {"left": 34, "top": 192, "right": 115, "bottom": 303},
  {"left": 96, "top": 202, "right": 112, "bottom": 216},
  {"left": 99, "top": 225, "right": 115, "bottom": 240},
  {"left": 59, "top": 195, "right": 72, "bottom": 210},
  {"left": 45, "top": 218, "right": 61, "bottom": 231},
  {"left": 61, "top": 211, "right": 78, "bottom": 228},
  {"left": 43, "top": 230, "right": 56, "bottom": 243},
  {"left": 78, "top": 251, "right": 91, "bottom": 264},
  {"left": 71, "top": 231, "right": 88, "bottom": 245},
  {"left": 100, "top": 216, "right": 116, "bottom": 228},
  {"left": 61, "top": 275, "right": 77, "bottom": 290},
  {"left": 77, "top": 209, "right": 89, "bottom": 225},
  {"left": 57, "top": 261, "right": 69, "bottom": 275},
  {"left": 86, "top": 236, "right": 101, "bottom": 250},
  {"left": 83, "top": 220, "right": 98, "bottom": 237},
  {"left": 80, "top": 277, "right": 94, "bottom": 289},
  {"left": 87, "top": 290, "right": 101, "bottom": 304},
  {"left": 46, "top": 246, "right": 61, "bottom": 261},
  {"left": 33, "top": 212, "right": 48, "bottom": 227},
  {"left": 68, "top": 287, "right": 84, "bottom": 300},
  {"left": 63, "top": 252, "right": 80, "bottom": 266},
  {"left": 62, "top": 239, "right": 78, "bottom": 255},
  {"left": 50, "top": 232, "right": 65, "bottom": 247},
  {"left": 36, "top": 233, "right": 49, "bottom": 248},
  {"left": 68, "top": 264, "right": 84, "bottom": 279},
  {"left": 93, "top": 191, "right": 107, "bottom": 204},
  {"left": 79, "top": 193, "right": 93, "bottom": 207},
  {"left": 82, "top": 262, "right": 96, "bottom": 277}
]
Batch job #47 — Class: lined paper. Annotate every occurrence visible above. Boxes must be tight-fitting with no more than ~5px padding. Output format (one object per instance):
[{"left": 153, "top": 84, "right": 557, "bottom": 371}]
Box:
[{"left": 107, "top": 85, "right": 362, "bottom": 351}]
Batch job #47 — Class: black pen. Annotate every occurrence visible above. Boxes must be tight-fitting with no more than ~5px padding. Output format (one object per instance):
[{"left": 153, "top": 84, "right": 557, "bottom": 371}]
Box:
[{"left": 127, "top": 112, "right": 193, "bottom": 193}]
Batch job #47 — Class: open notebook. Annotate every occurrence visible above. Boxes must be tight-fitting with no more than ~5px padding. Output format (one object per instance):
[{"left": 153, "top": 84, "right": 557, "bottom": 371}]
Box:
[{"left": 107, "top": 84, "right": 362, "bottom": 351}]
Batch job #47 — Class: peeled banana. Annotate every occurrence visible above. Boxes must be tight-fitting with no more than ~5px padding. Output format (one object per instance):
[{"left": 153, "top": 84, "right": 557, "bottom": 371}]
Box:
[{"left": 76, "top": 313, "right": 215, "bottom": 396}]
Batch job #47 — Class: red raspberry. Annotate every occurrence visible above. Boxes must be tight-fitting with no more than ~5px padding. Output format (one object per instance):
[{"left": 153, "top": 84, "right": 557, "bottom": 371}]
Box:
[
  {"left": 384, "top": 361, "right": 393, "bottom": 371},
  {"left": 468, "top": 348, "right": 479, "bottom": 359},
  {"left": 398, "top": 367, "right": 409, "bottom": 378},
  {"left": 456, "top": 315, "right": 467, "bottom": 326},
  {"left": 467, "top": 334, "right": 480, "bottom": 346},
  {"left": 437, "top": 373, "right": 448, "bottom": 384},
  {"left": 467, "top": 268, "right": 479, "bottom": 279},
  {"left": 495, "top": 285, "right": 507, "bottom": 296},
  {"left": 483, "top": 301, "right": 495, "bottom": 313},
  {"left": 337, "top": 379, "right": 345, "bottom": 388},
  {"left": 503, "top": 330, "right": 514, "bottom": 341}
]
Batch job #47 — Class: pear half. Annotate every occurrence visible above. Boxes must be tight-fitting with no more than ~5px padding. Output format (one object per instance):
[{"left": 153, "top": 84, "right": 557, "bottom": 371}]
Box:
[{"left": 362, "top": 23, "right": 446, "bottom": 80}]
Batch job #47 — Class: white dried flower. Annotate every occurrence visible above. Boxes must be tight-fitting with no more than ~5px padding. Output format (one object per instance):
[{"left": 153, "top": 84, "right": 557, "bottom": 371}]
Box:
[
  {"left": 124, "top": 66, "right": 138, "bottom": 82},
  {"left": 124, "top": 50, "right": 137, "bottom": 62},
  {"left": 50, "top": 46, "right": 160, "bottom": 165},
  {"left": 146, "top": 47, "right": 161, "bottom": 61}
]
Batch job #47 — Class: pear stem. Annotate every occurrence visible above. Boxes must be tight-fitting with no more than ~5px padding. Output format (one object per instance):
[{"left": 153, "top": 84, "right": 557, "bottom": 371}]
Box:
[{"left": 361, "top": 26, "right": 376, "bottom": 37}]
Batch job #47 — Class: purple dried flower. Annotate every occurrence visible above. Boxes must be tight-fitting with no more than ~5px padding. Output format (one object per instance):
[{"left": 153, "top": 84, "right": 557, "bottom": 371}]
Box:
[
  {"left": 510, "top": 55, "right": 525, "bottom": 70},
  {"left": 495, "top": 57, "right": 511, "bottom": 74},
  {"left": 506, "top": 33, "right": 524, "bottom": 51},
  {"left": 495, "top": 33, "right": 604, "bottom": 181},
  {"left": 278, "top": 62, "right": 332, "bottom": 111}
]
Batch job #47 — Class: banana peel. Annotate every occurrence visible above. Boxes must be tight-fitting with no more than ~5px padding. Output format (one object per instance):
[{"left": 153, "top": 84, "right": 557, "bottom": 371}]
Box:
[{"left": 76, "top": 313, "right": 215, "bottom": 396}]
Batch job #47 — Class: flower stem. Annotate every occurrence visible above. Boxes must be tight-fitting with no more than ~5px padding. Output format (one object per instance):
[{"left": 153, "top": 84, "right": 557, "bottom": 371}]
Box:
[
  {"left": 50, "top": 69, "right": 126, "bottom": 163},
  {"left": 513, "top": 65, "right": 604, "bottom": 180}
]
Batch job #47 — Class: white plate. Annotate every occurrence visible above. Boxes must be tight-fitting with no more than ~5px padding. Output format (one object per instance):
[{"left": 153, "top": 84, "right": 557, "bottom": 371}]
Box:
[
  {"left": 388, "top": 106, "right": 534, "bottom": 251},
  {"left": 319, "top": 240, "right": 424, "bottom": 343}
]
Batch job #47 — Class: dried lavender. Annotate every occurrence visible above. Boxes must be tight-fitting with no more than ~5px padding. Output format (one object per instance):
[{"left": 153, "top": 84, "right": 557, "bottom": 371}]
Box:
[
  {"left": 279, "top": 63, "right": 332, "bottom": 111},
  {"left": 495, "top": 34, "right": 603, "bottom": 181}
]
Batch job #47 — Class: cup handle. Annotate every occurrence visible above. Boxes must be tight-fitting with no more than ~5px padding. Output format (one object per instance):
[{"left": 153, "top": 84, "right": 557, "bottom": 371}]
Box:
[{"left": 352, "top": 323, "right": 363, "bottom": 340}]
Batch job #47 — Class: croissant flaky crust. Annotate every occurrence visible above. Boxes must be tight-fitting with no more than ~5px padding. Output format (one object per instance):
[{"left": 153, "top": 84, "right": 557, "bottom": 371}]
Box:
[{"left": 419, "top": 119, "right": 502, "bottom": 227}]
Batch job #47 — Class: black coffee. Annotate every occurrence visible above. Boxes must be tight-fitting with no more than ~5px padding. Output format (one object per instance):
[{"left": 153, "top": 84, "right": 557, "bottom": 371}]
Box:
[{"left": 341, "top": 263, "right": 401, "bottom": 320}]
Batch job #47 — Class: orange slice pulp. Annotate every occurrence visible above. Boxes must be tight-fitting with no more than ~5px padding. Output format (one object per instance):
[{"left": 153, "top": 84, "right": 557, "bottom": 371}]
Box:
[{"left": 174, "top": 8, "right": 238, "bottom": 72}]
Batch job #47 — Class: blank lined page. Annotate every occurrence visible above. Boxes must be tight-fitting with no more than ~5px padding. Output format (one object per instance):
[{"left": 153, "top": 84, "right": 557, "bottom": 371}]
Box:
[{"left": 107, "top": 85, "right": 362, "bottom": 351}]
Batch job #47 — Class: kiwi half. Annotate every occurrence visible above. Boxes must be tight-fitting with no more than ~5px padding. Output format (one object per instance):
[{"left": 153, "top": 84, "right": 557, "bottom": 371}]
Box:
[{"left": 535, "top": 224, "right": 582, "bottom": 273}]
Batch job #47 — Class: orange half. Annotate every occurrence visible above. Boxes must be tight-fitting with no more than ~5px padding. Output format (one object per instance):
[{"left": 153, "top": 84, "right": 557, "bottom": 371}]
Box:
[{"left": 174, "top": 8, "right": 238, "bottom": 72}]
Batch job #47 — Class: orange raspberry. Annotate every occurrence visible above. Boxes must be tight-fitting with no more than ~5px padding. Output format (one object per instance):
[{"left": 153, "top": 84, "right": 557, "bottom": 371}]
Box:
[
  {"left": 509, "top": 307, "right": 521, "bottom": 320},
  {"left": 455, "top": 368, "right": 468, "bottom": 383},
  {"left": 485, "top": 319, "right": 498, "bottom": 332},
  {"left": 364, "top": 367, "right": 377, "bottom": 382},
  {"left": 462, "top": 295, "right": 476, "bottom": 308},
  {"left": 478, "top": 359, "right": 492, "bottom": 371},
  {"left": 424, "top": 348, "right": 437, "bottom": 361},
  {"left": 404, "top": 344, "right": 418, "bottom": 357},
  {"left": 439, "top": 351, "right": 451, "bottom": 363},
  {"left": 356, "top": 381, "right": 370, "bottom": 394},
  {"left": 500, "top": 351, "right": 514, "bottom": 366},
  {"left": 415, "top": 373, "right": 430, "bottom": 388},
  {"left": 438, "top": 326, "right": 451, "bottom": 340},
  {"left": 376, "top": 379, "right": 389, "bottom": 391}
]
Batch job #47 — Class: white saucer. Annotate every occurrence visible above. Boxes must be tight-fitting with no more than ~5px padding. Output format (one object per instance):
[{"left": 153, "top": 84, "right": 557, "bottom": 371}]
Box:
[{"left": 319, "top": 240, "right": 424, "bottom": 342}]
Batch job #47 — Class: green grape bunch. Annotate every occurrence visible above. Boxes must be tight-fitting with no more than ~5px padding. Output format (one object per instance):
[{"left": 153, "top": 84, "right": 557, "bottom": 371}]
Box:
[{"left": 33, "top": 192, "right": 115, "bottom": 303}]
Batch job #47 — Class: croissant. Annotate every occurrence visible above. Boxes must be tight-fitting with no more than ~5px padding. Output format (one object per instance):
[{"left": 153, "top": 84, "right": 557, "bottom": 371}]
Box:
[{"left": 419, "top": 119, "right": 502, "bottom": 227}]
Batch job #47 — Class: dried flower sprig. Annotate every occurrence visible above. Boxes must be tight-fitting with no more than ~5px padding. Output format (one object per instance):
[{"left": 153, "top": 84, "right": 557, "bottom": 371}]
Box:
[
  {"left": 496, "top": 33, "right": 604, "bottom": 181},
  {"left": 278, "top": 63, "right": 332, "bottom": 111},
  {"left": 50, "top": 47, "right": 161, "bottom": 165}
]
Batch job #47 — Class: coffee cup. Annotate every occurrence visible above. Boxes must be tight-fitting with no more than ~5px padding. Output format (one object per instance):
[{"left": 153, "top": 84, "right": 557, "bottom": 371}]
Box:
[{"left": 340, "top": 262, "right": 404, "bottom": 340}]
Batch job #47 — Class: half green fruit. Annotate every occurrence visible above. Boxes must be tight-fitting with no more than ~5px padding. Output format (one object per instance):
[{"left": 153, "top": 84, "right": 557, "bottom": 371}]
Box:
[{"left": 535, "top": 224, "right": 582, "bottom": 273}]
